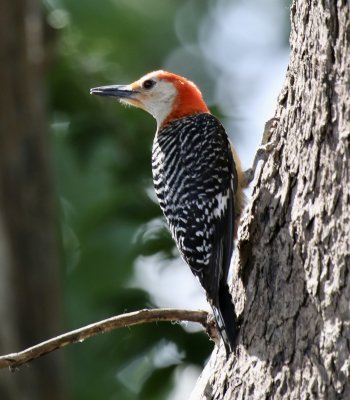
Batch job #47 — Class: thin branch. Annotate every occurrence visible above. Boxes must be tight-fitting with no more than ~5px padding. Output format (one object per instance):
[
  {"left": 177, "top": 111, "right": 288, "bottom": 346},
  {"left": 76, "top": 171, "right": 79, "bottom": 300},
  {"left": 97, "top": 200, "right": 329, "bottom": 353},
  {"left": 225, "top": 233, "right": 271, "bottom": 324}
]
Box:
[{"left": 0, "top": 308, "right": 211, "bottom": 370}]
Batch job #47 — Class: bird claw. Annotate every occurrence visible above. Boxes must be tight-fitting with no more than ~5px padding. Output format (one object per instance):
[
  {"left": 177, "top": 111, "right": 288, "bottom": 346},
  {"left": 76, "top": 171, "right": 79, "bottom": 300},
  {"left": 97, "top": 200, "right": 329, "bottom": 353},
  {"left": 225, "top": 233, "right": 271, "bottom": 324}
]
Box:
[
  {"left": 262, "top": 117, "right": 279, "bottom": 145},
  {"left": 244, "top": 117, "right": 279, "bottom": 185}
]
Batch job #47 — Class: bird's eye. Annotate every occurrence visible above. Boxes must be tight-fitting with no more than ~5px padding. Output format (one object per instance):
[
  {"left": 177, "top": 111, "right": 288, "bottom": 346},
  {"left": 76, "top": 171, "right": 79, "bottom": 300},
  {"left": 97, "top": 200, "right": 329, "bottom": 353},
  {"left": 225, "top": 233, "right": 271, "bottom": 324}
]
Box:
[{"left": 142, "top": 79, "right": 156, "bottom": 90}]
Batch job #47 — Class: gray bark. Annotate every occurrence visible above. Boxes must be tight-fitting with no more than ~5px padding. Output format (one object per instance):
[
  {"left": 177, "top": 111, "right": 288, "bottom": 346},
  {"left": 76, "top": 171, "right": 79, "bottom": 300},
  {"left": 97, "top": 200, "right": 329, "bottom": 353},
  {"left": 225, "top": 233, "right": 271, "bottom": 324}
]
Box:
[
  {"left": 192, "top": 1, "right": 350, "bottom": 398},
  {"left": 0, "top": 0, "right": 65, "bottom": 398}
]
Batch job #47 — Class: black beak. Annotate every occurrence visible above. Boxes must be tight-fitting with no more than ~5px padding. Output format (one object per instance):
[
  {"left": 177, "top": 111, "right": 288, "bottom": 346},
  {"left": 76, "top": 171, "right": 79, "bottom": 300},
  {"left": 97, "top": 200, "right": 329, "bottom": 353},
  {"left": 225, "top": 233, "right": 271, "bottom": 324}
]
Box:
[{"left": 90, "top": 84, "right": 136, "bottom": 98}]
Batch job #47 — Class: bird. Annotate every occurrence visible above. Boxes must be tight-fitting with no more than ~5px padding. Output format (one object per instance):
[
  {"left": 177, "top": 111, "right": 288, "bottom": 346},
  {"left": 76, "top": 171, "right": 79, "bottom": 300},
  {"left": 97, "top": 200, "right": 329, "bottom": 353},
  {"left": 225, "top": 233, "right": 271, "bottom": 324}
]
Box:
[{"left": 90, "top": 70, "right": 247, "bottom": 353}]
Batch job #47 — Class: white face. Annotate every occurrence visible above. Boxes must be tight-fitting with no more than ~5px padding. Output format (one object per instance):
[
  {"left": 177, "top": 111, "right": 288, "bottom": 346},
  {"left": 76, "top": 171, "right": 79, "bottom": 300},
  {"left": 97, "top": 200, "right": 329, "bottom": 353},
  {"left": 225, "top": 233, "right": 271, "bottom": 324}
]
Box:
[{"left": 122, "top": 72, "right": 178, "bottom": 127}]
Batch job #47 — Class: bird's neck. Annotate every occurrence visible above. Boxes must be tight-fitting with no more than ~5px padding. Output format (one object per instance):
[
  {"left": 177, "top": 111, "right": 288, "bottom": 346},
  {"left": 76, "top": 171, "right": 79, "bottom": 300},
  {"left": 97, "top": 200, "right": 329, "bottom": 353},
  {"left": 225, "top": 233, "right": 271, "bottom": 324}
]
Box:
[{"left": 160, "top": 87, "right": 210, "bottom": 129}]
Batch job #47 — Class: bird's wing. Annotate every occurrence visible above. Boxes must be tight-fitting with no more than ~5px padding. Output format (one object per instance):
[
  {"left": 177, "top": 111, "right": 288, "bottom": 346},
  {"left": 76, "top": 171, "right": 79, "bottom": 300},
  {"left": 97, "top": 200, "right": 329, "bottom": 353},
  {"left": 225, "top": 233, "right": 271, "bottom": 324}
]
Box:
[{"left": 178, "top": 113, "right": 237, "bottom": 301}]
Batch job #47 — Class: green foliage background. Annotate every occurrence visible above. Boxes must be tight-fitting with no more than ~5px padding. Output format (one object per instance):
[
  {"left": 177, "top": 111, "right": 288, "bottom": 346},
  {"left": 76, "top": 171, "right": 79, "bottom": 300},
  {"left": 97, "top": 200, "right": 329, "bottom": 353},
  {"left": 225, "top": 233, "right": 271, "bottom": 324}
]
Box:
[{"left": 46, "top": 1, "right": 213, "bottom": 398}]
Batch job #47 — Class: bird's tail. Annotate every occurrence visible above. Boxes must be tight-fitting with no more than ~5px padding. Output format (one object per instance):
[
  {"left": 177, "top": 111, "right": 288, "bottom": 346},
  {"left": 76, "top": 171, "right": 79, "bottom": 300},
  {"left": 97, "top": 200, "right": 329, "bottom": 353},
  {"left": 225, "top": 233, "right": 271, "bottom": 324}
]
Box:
[{"left": 211, "top": 283, "right": 238, "bottom": 354}]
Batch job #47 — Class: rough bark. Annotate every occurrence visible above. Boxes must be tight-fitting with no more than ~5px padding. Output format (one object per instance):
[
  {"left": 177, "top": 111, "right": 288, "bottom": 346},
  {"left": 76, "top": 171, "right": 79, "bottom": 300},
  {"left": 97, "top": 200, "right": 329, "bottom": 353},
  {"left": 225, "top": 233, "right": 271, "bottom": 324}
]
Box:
[
  {"left": 0, "top": 0, "right": 64, "bottom": 399},
  {"left": 191, "top": 1, "right": 350, "bottom": 399}
]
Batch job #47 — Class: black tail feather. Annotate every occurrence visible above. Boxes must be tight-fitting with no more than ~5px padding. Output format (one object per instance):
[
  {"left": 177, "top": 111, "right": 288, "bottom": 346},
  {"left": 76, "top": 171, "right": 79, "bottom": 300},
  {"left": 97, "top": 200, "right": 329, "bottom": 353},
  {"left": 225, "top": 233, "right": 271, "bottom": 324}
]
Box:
[{"left": 212, "top": 283, "right": 238, "bottom": 353}]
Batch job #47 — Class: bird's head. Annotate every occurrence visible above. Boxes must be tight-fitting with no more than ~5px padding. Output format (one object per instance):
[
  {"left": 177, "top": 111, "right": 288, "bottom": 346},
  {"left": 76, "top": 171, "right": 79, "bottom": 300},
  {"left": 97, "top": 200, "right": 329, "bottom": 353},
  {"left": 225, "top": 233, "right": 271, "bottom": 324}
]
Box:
[{"left": 90, "top": 70, "right": 209, "bottom": 128}]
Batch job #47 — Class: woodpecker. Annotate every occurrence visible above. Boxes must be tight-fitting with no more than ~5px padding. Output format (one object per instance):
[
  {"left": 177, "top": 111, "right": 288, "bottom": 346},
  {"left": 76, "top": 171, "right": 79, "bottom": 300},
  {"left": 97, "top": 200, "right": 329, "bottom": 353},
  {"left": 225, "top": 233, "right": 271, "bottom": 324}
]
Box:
[{"left": 90, "top": 71, "right": 247, "bottom": 353}]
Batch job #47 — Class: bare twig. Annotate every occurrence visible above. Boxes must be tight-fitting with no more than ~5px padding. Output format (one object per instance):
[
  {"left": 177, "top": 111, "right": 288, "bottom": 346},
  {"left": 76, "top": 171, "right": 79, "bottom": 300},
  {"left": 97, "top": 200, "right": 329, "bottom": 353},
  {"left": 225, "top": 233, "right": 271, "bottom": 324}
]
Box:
[{"left": 0, "top": 308, "right": 210, "bottom": 370}]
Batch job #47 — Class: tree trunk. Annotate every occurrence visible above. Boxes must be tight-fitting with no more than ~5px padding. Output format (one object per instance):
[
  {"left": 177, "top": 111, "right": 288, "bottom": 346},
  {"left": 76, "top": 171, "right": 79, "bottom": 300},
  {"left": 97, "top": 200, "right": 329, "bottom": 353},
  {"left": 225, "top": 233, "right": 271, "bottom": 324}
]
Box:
[
  {"left": 191, "top": 1, "right": 350, "bottom": 398},
  {"left": 0, "top": 0, "right": 64, "bottom": 399}
]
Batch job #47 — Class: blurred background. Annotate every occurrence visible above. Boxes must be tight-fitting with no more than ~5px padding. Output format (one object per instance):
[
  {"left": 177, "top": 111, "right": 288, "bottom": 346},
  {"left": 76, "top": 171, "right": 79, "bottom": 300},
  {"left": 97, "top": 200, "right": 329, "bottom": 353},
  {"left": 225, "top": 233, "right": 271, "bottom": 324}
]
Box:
[{"left": 0, "top": 0, "right": 290, "bottom": 399}]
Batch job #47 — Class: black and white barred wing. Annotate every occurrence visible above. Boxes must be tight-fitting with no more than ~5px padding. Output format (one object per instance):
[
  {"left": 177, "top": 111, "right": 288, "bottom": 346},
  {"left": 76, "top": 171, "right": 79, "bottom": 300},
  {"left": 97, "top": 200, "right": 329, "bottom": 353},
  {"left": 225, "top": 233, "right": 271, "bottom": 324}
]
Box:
[
  {"left": 152, "top": 113, "right": 236, "bottom": 300},
  {"left": 178, "top": 114, "right": 236, "bottom": 299}
]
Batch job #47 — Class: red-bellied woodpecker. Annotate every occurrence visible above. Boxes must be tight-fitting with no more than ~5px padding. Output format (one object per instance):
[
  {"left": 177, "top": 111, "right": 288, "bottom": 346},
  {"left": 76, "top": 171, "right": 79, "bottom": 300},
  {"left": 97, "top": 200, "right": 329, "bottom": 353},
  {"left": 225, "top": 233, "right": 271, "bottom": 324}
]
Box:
[{"left": 90, "top": 70, "right": 248, "bottom": 353}]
